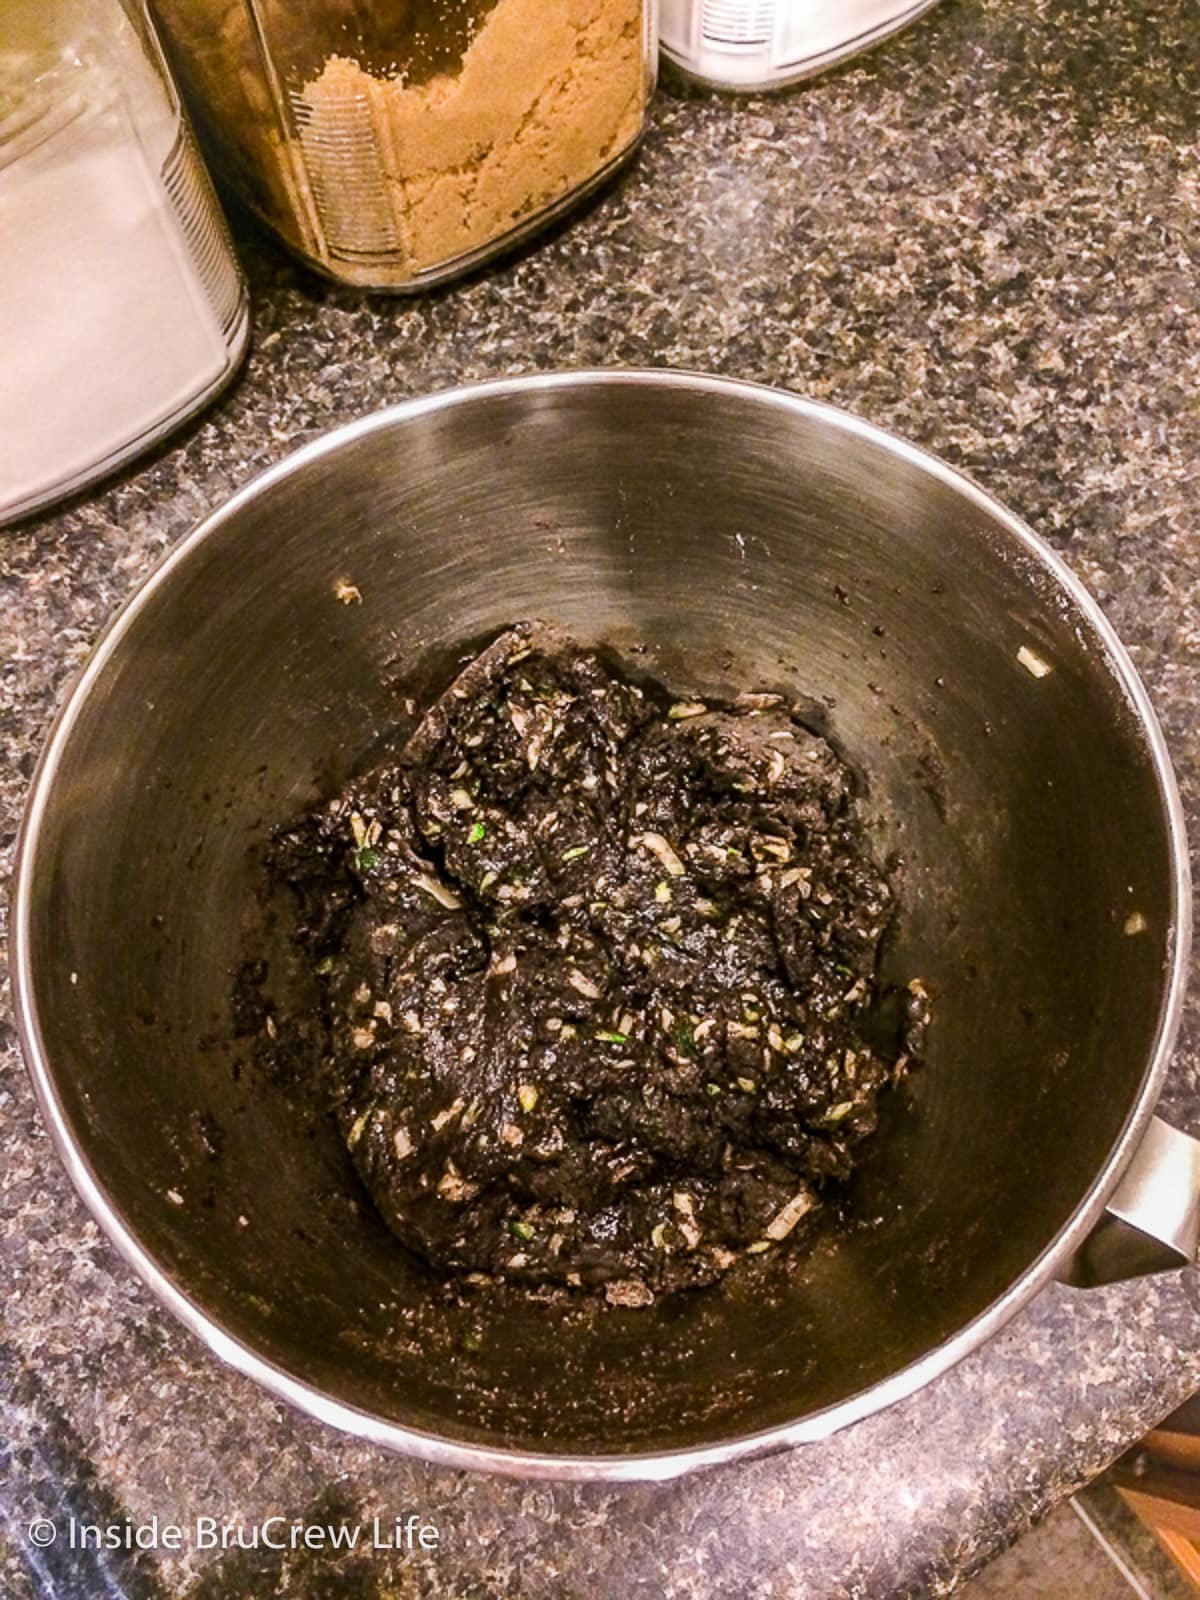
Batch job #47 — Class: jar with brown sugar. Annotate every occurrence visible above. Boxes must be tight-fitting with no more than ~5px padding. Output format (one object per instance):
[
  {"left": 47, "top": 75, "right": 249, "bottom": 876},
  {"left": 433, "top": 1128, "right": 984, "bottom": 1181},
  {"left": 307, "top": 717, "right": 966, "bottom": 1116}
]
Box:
[{"left": 151, "top": 0, "right": 658, "bottom": 290}]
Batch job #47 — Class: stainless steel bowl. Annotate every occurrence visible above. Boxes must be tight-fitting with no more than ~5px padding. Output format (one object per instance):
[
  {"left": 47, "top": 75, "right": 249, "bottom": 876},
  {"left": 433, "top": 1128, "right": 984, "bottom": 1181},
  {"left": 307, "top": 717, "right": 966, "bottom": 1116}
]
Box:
[{"left": 12, "top": 371, "right": 1194, "bottom": 1480}]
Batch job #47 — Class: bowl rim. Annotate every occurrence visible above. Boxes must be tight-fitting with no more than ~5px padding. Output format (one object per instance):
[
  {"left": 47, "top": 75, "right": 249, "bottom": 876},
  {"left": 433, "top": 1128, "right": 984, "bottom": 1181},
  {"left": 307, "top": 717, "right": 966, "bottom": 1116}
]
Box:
[{"left": 10, "top": 367, "right": 1192, "bottom": 1481}]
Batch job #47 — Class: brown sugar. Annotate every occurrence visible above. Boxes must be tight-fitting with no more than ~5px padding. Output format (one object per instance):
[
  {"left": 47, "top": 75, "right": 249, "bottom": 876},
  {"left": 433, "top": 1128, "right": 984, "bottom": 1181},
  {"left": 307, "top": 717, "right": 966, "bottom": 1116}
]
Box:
[
  {"left": 295, "top": 0, "right": 646, "bottom": 282},
  {"left": 153, "top": 0, "right": 647, "bottom": 288}
]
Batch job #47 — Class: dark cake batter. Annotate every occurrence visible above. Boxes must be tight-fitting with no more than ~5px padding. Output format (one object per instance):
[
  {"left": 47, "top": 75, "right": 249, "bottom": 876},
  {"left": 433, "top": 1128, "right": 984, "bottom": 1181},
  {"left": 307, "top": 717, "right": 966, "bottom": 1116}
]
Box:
[{"left": 270, "top": 623, "right": 928, "bottom": 1305}]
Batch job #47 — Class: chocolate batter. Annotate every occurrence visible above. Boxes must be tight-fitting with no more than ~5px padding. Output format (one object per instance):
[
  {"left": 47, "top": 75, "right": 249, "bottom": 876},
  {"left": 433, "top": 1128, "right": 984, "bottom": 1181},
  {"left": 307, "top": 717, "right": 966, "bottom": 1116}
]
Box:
[{"left": 269, "top": 624, "right": 928, "bottom": 1305}]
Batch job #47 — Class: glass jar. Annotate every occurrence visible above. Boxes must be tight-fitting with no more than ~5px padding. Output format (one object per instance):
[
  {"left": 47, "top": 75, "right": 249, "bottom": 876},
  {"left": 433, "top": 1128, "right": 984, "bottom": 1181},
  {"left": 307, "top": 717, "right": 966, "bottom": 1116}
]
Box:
[
  {"left": 0, "top": 0, "right": 249, "bottom": 527},
  {"left": 151, "top": 0, "right": 658, "bottom": 291}
]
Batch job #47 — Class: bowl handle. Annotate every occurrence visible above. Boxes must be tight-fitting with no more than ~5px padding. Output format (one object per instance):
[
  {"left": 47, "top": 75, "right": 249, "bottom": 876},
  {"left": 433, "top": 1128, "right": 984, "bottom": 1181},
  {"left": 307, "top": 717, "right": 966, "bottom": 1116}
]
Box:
[{"left": 1059, "top": 1115, "right": 1200, "bottom": 1286}]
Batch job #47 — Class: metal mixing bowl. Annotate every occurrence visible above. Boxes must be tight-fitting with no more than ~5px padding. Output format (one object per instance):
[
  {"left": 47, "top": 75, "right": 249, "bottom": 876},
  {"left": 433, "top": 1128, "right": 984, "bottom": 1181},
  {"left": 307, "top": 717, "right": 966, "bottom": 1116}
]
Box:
[{"left": 12, "top": 371, "right": 1194, "bottom": 1480}]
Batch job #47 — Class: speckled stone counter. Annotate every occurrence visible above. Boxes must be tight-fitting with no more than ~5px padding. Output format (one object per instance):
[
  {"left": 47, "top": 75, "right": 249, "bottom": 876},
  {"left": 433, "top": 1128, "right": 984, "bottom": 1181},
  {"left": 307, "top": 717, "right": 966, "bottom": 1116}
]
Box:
[{"left": 3, "top": 0, "right": 1199, "bottom": 1594}]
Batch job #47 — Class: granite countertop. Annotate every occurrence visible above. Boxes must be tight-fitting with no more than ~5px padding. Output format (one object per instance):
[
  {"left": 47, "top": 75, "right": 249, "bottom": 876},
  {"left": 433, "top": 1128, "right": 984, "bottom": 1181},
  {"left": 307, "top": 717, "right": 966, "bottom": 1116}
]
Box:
[{"left": 3, "top": 0, "right": 1199, "bottom": 1594}]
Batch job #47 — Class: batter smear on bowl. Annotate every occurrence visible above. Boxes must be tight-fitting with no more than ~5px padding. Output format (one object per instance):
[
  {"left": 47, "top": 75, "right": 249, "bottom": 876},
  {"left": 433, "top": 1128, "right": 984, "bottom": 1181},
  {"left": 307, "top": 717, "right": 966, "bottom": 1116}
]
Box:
[{"left": 271, "top": 623, "right": 929, "bottom": 1306}]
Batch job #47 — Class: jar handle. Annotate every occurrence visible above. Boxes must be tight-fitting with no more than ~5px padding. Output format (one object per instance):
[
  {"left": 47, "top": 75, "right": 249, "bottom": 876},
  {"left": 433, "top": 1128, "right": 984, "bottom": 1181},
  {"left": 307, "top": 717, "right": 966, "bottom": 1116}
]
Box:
[{"left": 1061, "top": 1115, "right": 1200, "bottom": 1286}]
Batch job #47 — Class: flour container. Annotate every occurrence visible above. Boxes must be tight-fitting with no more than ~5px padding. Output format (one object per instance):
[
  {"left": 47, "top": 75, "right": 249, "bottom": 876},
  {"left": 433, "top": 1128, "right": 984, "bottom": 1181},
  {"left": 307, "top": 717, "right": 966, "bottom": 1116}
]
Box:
[{"left": 0, "top": 0, "right": 249, "bottom": 527}]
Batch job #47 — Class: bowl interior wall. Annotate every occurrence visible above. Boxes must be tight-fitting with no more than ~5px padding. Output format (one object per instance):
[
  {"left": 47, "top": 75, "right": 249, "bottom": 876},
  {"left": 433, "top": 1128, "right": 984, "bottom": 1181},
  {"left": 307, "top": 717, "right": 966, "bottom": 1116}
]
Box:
[{"left": 24, "top": 381, "right": 1175, "bottom": 1455}]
